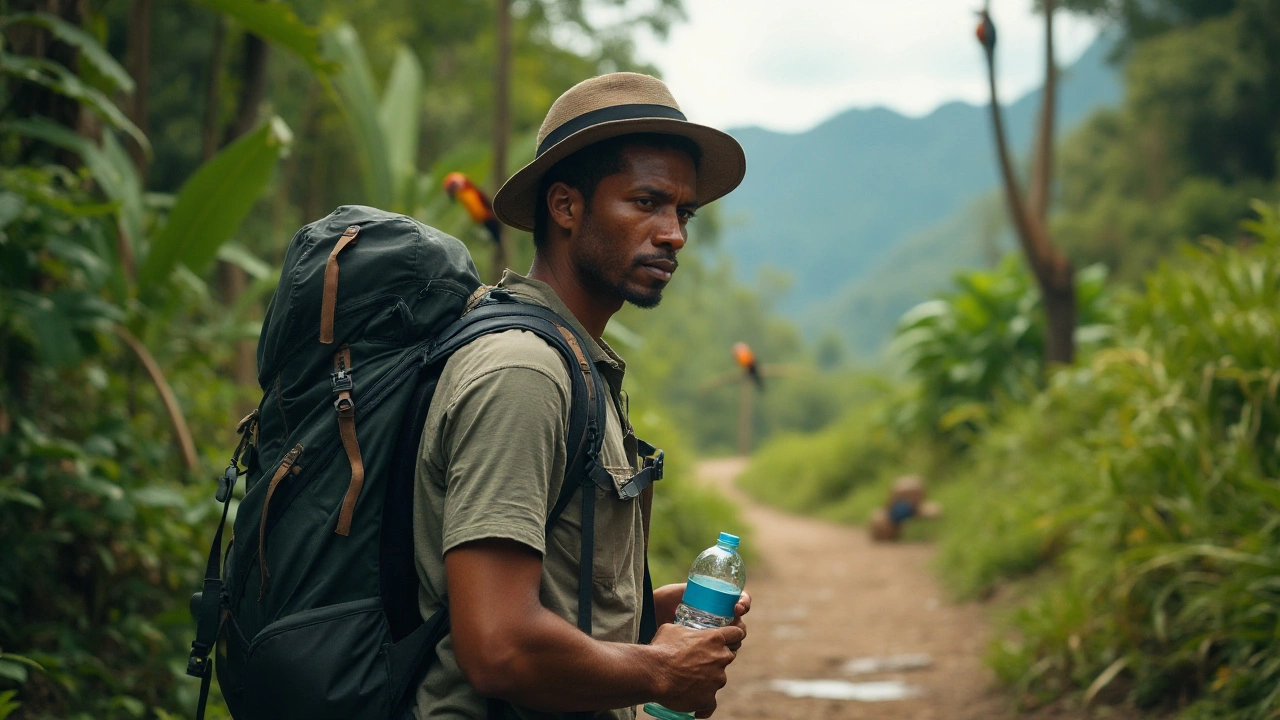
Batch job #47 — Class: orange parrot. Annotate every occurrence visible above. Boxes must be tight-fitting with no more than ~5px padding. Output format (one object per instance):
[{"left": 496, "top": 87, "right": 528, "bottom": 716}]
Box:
[
  {"left": 733, "top": 342, "right": 764, "bottom": 391},
  {"left": 443, "top": 172, "right": 502, "bottom": 245}
]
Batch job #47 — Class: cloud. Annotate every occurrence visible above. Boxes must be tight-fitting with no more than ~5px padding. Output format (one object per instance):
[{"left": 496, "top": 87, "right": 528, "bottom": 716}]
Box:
[{"left": 635, "top": 0, "right": 1101, "bottom": 133}]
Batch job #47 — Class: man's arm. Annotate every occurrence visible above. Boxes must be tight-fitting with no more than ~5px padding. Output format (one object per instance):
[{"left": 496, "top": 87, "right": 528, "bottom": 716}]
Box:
[{"left": 447, "top": 538, "right": 743, "bottom": 716}]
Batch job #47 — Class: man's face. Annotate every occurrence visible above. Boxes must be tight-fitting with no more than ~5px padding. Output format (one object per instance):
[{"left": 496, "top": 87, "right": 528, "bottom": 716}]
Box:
[{"left": 571, "top": 145, "right": 698, "bottom": 308}]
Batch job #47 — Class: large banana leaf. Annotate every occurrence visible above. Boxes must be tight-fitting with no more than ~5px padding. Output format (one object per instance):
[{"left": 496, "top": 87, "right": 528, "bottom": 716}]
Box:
[
  {"left": 189, "top": 0, "right": 334, "bottom": 74},
  {"left": 325, "top": 24, "right": 392, "bottom": 207},
  {"left": 0, "top": 12, "right": 134, "bottom": 92},
  {"left": 379, "top": 46, "right": 424, "bottom": 211},
  {"left": 139, "top": 117, "right": 292, "bottom": 289}
]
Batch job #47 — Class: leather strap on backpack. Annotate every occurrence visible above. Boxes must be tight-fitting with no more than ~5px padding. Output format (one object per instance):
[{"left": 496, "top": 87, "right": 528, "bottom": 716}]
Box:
[
  {"left": 257, "top": 443, "right": 303, "bottom": 599},
  {"left": 332, "top": 345, "right": 366, "bottom": 536},
  {"left": 320, "top": 225, "right": 360, "bottom": 345}
]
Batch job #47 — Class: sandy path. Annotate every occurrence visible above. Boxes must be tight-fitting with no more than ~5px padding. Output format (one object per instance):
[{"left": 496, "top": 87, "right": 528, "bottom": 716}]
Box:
[{"left": 644, "top": 457, "right": 1014, "bottom": 720}]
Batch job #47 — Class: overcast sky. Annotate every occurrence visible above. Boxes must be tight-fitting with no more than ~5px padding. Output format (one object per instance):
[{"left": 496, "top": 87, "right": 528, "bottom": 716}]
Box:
[{"left": 633, "top": 0, "right": 1101, "bottom": 133}]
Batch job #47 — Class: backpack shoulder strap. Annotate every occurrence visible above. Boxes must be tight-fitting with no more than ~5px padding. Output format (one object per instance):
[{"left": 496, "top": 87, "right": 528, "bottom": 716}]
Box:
[{"left": 430, "top": 296, "right": 610, "bottom": 649}]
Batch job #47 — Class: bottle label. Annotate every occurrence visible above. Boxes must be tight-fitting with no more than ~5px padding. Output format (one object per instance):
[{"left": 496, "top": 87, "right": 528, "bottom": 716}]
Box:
[{"left": 682, "top": 575, "right": 740, "bottom": 619}]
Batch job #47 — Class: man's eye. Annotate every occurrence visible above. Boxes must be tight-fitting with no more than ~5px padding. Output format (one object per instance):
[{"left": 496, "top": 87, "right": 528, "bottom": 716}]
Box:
[
  {"left": 678, "top": 209, "right": 697, "bottom": 222},
  {"left": 635, "top": 197, "right": 654, "bottom": 209}
]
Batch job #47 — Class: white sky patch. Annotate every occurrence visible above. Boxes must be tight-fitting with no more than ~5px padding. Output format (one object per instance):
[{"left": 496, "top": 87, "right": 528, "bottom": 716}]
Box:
[{"left": 634, "top": 0, "right": 1102, "bottom": 133}]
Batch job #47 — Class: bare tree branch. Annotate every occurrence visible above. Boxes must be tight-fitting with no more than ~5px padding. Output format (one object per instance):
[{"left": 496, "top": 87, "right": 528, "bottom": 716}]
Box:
[
  {"left": 114, "top": 325, "right": 198, "bottom": 471},
  {"left": 1028, "top": 0, "right": 1057, "bottom": 226}
]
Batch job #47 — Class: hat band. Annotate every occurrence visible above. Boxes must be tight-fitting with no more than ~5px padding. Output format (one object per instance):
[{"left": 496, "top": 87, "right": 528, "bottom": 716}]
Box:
[{"left": 536, "top": 104, "right": 688, "bottom": 157}]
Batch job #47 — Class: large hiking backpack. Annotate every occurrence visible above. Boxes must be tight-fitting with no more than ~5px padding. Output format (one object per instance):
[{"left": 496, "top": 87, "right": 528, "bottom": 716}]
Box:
[{"left": 186, "top": 206, "right": 662, "bottom": 720}]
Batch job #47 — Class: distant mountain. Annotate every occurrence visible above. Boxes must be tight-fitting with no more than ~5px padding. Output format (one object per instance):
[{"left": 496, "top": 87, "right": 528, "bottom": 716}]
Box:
[{"left": 719, "top": 36, "right": 1122, "bottom": 355}]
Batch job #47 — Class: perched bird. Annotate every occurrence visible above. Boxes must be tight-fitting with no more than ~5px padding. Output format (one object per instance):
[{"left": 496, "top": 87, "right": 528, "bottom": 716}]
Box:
[
  {"left": 733, "top": 342, "right": 764, "bottom": 391},
  {"left": 443, "top": 172, "right": 502, "bottom": 245},
  {"left": 976, "top": 8, "right": 997, "bottom": 57}
]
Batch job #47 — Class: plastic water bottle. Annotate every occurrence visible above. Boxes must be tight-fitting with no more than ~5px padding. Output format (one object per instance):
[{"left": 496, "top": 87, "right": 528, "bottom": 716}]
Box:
[{"left": 643, "top": 532, "right": 746, "bottom": 720}]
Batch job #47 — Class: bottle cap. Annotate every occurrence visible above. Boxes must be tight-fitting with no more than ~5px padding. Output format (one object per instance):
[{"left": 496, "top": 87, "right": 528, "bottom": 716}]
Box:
[{"left": 717, "top": 532, "right": 740, "bottom": 549}]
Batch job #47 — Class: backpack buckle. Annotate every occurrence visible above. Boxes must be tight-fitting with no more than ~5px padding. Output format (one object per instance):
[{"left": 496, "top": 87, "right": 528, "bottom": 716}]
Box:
[
  {"left": 331, "top": 370, "right": 353, "bottom": 394},
  {"left": 186, "top": 652, "right": 211, "bottom": 678},
  {"left": 215, "top": 463, "right": 238, "bottom": 503}
]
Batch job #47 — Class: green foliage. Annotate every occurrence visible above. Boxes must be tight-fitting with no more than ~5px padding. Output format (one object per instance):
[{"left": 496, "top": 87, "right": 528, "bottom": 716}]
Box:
[
  {"left": 736, "top": 381, "right": 924, "bottom": 519},
  {"left": 939, "top": 204, "right": 1280, "bottom": 716},
  {"left": 1053, "top": 0, "right": 1280, "bottom": 282},
  {"left": 0, "top": 13, "right": 134, "bottom": 93},
  {"left": 0, "top": 17, "right": 148, "bottom": 154},
  {"left": 190, "top": 0, "right": 333, "bottom": 74},
  {"left": 0, "top": 160, "right": 240, "bottom": 718},
  {"left": 890, "top": 255, "right": 1112, "bottom": 440},
  {"left": 633, "top": 409, "right": 751, "bottom": 586},
  {"left": 138, "top": 116, "right": 293, "bottom": 289}
]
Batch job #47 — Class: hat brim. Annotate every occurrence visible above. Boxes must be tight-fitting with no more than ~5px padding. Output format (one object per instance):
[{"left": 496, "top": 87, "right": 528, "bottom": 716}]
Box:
[{"left": 492, "top": 117, "right": 747, "bottom": 233}]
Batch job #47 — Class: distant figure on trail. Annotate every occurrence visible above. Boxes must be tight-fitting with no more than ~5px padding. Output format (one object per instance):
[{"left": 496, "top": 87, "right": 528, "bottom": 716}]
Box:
[
  {"left": 870, "top": 476, "right": 942, "bottom": 542},
  {"left": 414, "top": 73, "right": 752, "bottom": 719}
]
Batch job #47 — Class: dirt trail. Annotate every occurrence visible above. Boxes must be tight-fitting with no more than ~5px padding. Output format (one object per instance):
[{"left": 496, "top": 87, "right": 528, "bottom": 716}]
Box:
[{"left": 647, "top": 457, "right": 1014, "bottom": 720}]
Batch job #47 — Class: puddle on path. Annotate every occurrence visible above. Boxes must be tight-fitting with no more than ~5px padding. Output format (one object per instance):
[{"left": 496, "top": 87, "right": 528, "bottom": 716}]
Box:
[
  {"left": 769, "top": 679, "right": 924, "bottom": 702},
  {"left": 843, "top": 653, "right": 933, "bottom": 675}
]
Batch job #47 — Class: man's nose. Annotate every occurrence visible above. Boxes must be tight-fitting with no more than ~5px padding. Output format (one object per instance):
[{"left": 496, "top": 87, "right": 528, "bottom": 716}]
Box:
[{"left": 653, "top": 209, "right": 687, "bottom": 252}]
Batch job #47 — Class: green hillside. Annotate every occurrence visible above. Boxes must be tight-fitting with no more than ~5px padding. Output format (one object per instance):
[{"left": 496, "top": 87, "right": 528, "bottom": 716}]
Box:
[
  {"left": 813, "top": 193, "right": 1015, "bottom": 361},
  {"left": 719, "top": 36, "right": 1121, "bottom": 349}
]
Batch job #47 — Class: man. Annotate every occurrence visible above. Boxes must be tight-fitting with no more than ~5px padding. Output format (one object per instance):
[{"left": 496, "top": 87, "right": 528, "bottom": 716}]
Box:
[{"left": 412, "top": 73, "right": 750, "bottom": 719}]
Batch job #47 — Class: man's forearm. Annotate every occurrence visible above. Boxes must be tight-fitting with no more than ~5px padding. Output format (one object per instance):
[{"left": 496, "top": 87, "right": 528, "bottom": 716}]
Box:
[{"left": 474, "top": 604, "right": 670, "bottom": 712}]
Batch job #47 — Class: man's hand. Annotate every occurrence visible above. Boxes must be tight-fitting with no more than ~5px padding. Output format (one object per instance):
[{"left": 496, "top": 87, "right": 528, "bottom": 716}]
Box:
[
  {"left": 648, "top": 622, "right": 743, "bottom": 718},
  {"left": 652, "top": 585, "right": 752, "bottom": 653}
]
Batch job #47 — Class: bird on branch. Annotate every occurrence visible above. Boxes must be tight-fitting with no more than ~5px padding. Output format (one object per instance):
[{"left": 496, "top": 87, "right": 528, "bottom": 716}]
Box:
[
  {"left": 443, "top": 172, "right": 502, "bottom": 245},
  {"left": 976, "top": 6, "right": 996, "bottom": 58},
  {"left": 734, "top": 341, "right": 765, "bottom": 391}
]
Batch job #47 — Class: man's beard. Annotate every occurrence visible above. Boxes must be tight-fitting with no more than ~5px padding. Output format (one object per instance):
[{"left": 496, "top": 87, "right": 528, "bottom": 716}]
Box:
[{"left": 574, "top": 213, "right": 676, "bottom": 309}]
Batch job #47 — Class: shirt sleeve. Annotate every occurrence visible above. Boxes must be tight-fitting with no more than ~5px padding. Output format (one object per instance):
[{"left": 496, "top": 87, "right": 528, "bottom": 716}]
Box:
[{"left": 438, "top": 362, "right": 569, "bottom": 556}]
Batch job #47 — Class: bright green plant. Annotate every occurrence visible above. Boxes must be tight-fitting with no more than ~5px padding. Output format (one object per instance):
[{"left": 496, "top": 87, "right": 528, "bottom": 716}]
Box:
[
  {"left": 0, "top": 9, "right": 301, "bottom": 717},
  {"left": 945, "top": 202, "right": 1280, "bottom": 717},
  {"left": 889, "top": 255, "right": 1112, "bottom": 439}
]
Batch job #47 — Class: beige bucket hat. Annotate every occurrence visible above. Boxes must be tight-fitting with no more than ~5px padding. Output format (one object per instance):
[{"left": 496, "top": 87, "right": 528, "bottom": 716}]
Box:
[{"left": 492, "top": 72, "right": 747, "bottom": 232}]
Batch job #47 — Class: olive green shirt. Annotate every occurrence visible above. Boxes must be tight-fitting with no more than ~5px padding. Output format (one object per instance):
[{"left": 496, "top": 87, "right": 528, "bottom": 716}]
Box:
[{"left": 412, "top": 271, "right": 645, "bottom": 720}]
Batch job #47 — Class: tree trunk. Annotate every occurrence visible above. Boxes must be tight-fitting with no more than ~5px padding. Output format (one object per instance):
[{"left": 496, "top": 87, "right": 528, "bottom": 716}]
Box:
[
  {"left": 737, "top": 376, "right": 755, "bottom": 456},
  {"left": 201, "top": 18, "right": 227, "bottom": 162},
  {"left": 125, "top": 0, "right": 152, "bottom": 177},
  {"left": 1041, "top": 261, "right": 1076, "bottom": 368},
  {"left": 981, "top": 6, "right": 1075, "bottom": 365},
  {"left": 1027, "top": 0, "right": 1057, "bottom": 226},
  {"left": 490, "top": 0, "right": 512, "bottom": 283}
]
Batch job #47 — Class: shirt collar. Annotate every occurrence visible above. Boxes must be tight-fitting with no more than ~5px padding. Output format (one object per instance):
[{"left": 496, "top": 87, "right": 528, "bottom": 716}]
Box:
[{"left": 497, "top": 270, "right": 626, "bottom": 374}]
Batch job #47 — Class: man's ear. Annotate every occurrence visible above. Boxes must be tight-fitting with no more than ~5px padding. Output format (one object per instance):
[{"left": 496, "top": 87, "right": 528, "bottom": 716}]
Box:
[{"left": 547, "top": 182, "right": 583, "bottom": 234}]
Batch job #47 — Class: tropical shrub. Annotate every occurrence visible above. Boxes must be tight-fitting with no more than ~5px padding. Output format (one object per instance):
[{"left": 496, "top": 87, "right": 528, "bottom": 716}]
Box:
[
  {"left": 735, "top": 379, "right": 934, "bottom": 521},
  {"left": 946, "top": 202, "right": 1280, "bottom": 717},
  {"left": 890, "top": 255, "right": 1112, "bottom": 442}
]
